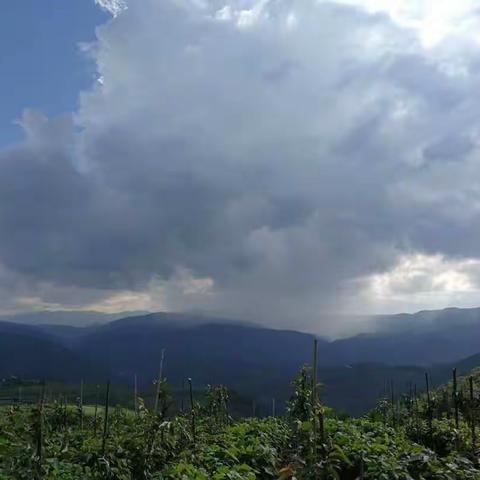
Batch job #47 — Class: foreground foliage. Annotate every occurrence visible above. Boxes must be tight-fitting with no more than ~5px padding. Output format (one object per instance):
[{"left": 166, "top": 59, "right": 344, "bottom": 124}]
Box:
[{"left": 1, "top": 368, "right": 480, "bottom": 478}]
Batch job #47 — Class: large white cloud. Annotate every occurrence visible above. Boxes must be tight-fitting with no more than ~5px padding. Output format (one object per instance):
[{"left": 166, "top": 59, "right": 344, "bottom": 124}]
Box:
[
  {"left": 95, "top": 0, "right": 127, "bottom": 17},
  {"left": 2, "top": 0, "right": 480, "bottom": 335},
  {"left": 323, "top": 0, "right": 480, "bottom": 46}
]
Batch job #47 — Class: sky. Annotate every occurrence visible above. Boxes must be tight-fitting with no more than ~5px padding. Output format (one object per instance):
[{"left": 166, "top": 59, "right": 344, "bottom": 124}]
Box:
[
  {"left": 2, "top": 0, "right": 480, "bottom": 336},
  {"left": 0, "top": 1, "right": 109, "bottom": 146}
]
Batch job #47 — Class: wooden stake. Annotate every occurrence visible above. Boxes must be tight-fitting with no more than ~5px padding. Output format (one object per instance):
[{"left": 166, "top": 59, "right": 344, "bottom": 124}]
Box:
[
  {"left": 134, "top": 374, "right": 138, "bottom": 415},
  {"left": 390, "top": 379, "right": 396, "bottom": 428},
  {"left": 36, "top": 382, "right": 46, "bottom": 466},
  {"left": 453, "top": 368, "right": 459, "bottom": 429},
  {"left": 414, "top": 383, "right": 419, "bottom": 435},
  {"left": 470, "top": 376, "right": 476, "bottom": 455},
  {"left": 425, "top": 372, "right": 433, "bottom": 441},
  {"left": 80, "top": 379, "right": 84, "bottom": 430},
  {"left": 94, "top": 385, "right": 99, "bottom": 436},
  {"left": 312, "top": 338, "right": 319, "bottom": 459},
  {"left": 63, "top": 394, "right": 68, "bottom": 430},
  {"left": 188, "top": 378, "right": 196, "bottom": 447},
  {"left": 425, "top": 373, "right": 431, "bottom": 407},
  {"left": 181, "top": 378, "right": 185, "bottom": 413},
  {"left": 101, "top": 381, "right": 110, "bottom": 456},
  {"left": 154, "top": 348, "right": 165, "bottom": 414},
  {"left": 312, "top": 339, "right": 318, "bottom": 406}
]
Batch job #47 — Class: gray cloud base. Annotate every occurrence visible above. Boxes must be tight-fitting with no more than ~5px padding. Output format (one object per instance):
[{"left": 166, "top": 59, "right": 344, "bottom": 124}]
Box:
[{"left": 1, "top": 0, "right": 480, "bottom": 334}]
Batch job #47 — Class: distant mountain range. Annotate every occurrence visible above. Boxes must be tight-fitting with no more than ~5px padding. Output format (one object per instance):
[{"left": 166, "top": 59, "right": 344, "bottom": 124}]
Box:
[
  {"left": 325, "top": 306, "right": 480, "bottom": 365},
  {"left": 2, "top": 307, "right": 480, "bottom": 414},
  {"left": 0, "top": 310, "right": 147, "bottom": 327}
]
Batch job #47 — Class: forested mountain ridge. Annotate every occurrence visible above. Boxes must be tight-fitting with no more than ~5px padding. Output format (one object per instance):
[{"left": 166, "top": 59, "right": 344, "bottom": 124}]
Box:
[{"left": 3, "top": 308, "right": 480, "bottom": 414}]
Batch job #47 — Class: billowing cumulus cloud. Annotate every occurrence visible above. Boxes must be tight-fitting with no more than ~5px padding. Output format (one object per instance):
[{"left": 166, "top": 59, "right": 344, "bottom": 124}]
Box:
[
  {"left": 357, "top": 254, "right": 480, "bottom": 315},
  {"left": 2, "top": 0, "right": 480, "bottom": 335},
  {"left": 95, "top": 0, "right": 127, "bottom": 17}
]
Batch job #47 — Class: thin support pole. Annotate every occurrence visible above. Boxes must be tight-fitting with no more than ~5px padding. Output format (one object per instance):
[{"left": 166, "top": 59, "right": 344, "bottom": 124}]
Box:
[
  {"left": 134, "top": 374, "right": 138, "bottom": 415},
  {"left": 80, "top": 379, "right": 84, "bottom": 431},
  {"left": 101, "top": 381, "right": 111, "bottom": 456},
  {"left": 154, "top": 349, "right": 166, "bottom": 414},
  {"left": 470, "top": 376, "right": 476, "bottom": 456},
  {"left": 94, "top": 385, "right": 99, "bottom": 437},
  {"left": 453, "top": 368, "right": 459, "bottom": 429},
  {"left": 188, "top": 378, "right": 196, "bottom": 447}
]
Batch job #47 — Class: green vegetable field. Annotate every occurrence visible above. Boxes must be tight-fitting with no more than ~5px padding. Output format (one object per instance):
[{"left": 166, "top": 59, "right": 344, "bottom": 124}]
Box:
[{"left": 2, "top": 361, "right": 480, "bottom": 478}]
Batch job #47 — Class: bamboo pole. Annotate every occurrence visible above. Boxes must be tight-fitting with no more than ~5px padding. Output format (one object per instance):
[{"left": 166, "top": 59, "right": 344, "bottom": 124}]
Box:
[
  {"left": 134, "top": 374, "right": 138, "bottom": 415},
  {"left": 414, "top": 383, "right": 419, "bottom": 436},
  {"left": 181, "top": 378, "right": 185, "bottom": 413},
  {"left": 425, "top": 372, "right": 433, "bottom": 442},
  {"left": 63, "top": 394, "right": 68, "bottom": 430},
  {"left": 101, "top": 381, "right": 111, "bottom": 456},
  {"left": 453, "top": 368, "right": 459, "bottom": 429},
  {"left": 390, "top": 379, "right": 396, "bottom": 428},
  {"left": 320, "top": 404, "right": 325, "bottom": 445},
  {"left": 94, "top": 385, "right": 99, "bottom": 437},
  {"left": 312, "top": 339, "right": 318, "bottom": 405},
  {"left": 36, "top": 382, "right": 46, "bottom": 466},
  {"left": 312, "top": 338, "right": 319, "bottom": 466},
  {"left": 154, "top": 349, "right": 165, "bottom": 414},
  {"left": 470, "top": 376, "right": 476, "bottom": 456},
  {"left": 425, "top": 373, "right": 431, "bottom": 408},
  {"left": 188, "top": 378, "right": 196, "bottom": 447},
  {"left": 80, "top": 379, "right": 84, "bottom": 430}
]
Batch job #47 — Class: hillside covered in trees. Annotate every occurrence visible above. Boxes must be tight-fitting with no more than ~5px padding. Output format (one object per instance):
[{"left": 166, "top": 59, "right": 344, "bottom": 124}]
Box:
[
  {"left": 2, "top": 347, "right": 480, "bottom": 479},
  {"left": 6, "top": 309, "right": 480, "bottom": 416}
]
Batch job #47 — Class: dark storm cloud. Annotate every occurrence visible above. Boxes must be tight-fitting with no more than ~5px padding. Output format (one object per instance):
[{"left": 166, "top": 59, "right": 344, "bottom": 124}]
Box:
[{"left": 2, "top": 0, "right": 480, "bottom": 334}]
